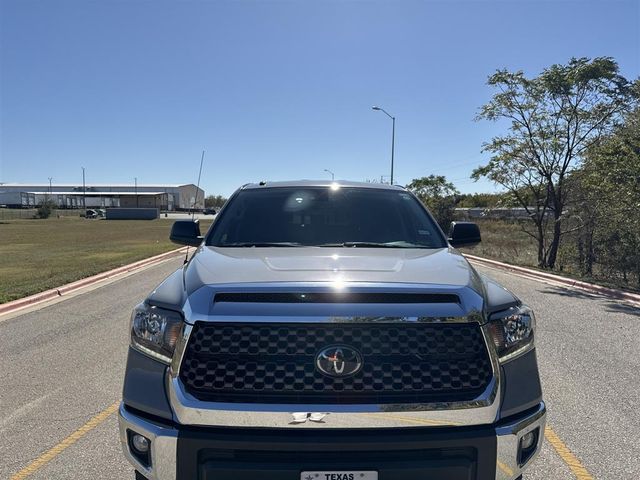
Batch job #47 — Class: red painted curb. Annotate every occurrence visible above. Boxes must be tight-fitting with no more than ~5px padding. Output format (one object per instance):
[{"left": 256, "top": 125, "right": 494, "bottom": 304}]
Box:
[
  {"left": 465, "top": 253, "right": 640, "bottom": 303},
  {"left": 0, "top": 247, "right": 188, "bottom": 315}
]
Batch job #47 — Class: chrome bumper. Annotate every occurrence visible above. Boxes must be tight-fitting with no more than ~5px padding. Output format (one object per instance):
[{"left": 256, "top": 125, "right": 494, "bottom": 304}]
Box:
[
  {"left": 495, "top": 402, "right": 547, "bottom": 480},
  {"left": 118, "top": 403, "right": 178, "bottom": 480},
  {"left": 118, "top": 401, "right": 546, "bottom": 480}
]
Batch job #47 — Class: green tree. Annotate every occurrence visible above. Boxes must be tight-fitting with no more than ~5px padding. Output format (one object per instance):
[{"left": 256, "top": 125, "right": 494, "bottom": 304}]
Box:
[
  {"left": 204, "top": 194, "right": 227, "bottom": 208},
  {"left": 406, "top": 175, "right": 459, "bottom": 231},
  {"left": 579, "top": 108, "right": 640, "bottom": 284},
  {"left": 472, "top": 57, "right": 637, "bottom": 268},
  {"left": 36, "top": 198, "right": 57, "bottom": 219}
]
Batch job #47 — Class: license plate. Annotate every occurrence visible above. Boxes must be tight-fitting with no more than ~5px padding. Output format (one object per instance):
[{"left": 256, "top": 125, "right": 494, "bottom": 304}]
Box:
[{"left": 301, "top": 472, "right": 378, "bottom": 480}]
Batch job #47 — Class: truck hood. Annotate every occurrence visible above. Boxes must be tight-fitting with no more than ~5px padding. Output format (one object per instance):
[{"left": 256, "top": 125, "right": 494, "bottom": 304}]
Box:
[
  {"left": 144, "top": 246, "right": 489, "bottom": 319},
  {"left": 186, "top": 246, "right": 476, "bottom": 288}
]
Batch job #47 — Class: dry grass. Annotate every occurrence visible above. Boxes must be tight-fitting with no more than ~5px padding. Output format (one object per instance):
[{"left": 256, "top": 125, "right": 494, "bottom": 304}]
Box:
[
  {"left": 458, "top": 218, "right": 538, "bottom": 267},
  {"left": 0, "top": 217, "right": 212, "bottom": 303},
  {"left": 457, "top": 218, "right": 640, "bottom": 293}
]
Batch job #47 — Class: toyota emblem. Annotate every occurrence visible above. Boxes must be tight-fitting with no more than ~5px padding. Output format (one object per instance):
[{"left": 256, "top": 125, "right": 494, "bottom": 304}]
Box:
[{"left": 316, "top": 345, "right": 363, "bottom": 377}]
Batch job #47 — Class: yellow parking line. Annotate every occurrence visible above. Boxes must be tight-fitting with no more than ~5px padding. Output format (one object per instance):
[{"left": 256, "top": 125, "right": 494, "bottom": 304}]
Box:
[
  {"left": 496, "top": 460, "right": 514, "bottom": 477},
  {"left": 545, "top": 425, "right": 594, "bottom": 480},
  {"left": 10, "top": 401, "right": 120, "bottom": 480}
]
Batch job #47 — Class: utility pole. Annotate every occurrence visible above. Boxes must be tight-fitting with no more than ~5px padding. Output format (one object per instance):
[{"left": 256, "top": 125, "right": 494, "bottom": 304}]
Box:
[
  {"left": 81, "top": 167, "right": 86, "bottom": 210},
  {"left": 191, "top": 151, "right": 205, "bottom": 218},
  {"left": 135, "top": 177, "right": 138, "bottom": 207}
]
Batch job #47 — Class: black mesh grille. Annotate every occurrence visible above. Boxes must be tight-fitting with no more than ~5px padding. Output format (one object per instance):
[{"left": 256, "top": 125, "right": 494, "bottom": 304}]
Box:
[{"left": 179, "top": 322, "right": 493, "bottom": 404}]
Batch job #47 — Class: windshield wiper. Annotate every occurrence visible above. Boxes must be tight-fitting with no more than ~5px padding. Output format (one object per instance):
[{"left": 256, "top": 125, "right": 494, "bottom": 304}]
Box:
[
  {"left": 219, "top": 242, "right": 303, "bottom": 247},
  {"left": 318, "top": 241, "right": 432, "bottom": 249}
]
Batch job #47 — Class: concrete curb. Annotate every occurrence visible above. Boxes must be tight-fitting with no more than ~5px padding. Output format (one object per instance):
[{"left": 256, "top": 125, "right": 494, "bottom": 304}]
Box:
[
  {"left": 0, "top": 247, "right": 188, "bottom": 315},
  {"left": 465, "top": 253, "right": 640, "bottom": 304}
]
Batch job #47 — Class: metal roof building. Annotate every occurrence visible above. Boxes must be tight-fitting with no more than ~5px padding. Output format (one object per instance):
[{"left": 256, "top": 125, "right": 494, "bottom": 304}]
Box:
[{"left": 0, "top": 183, "right": 205, "bottom": 210}]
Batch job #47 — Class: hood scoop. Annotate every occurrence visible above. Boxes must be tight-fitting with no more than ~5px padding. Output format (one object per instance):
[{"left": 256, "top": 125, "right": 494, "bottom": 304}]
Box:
[
  {"left": 214, "top": 292, "right": 460, "bottom": 304},
  {"left": 264, "top": 255, "right": 402, "bottom": 272}
]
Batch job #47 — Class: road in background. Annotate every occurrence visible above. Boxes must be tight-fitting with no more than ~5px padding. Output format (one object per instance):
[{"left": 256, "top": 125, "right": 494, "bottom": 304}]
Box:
[
  {"left": 163, "top": 212, "right": 217, "bottom": 221},
  {"left": 472, "top": 264, "right": 640, "bottom": 480},
  {"left": 1, "top": 258, "right": 638, "bottom": 479}
]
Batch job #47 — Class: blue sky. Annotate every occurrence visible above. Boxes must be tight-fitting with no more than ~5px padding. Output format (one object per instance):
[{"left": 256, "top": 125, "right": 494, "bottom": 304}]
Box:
[{"left": 1, "top": 0, "right": 638, "bottom": 197}]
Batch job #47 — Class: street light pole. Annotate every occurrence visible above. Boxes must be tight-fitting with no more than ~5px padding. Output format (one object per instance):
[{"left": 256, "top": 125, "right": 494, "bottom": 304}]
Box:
[
  {"left": 372, "top": 106, "right": 396, "bottom": 184},
  {"left": 323, "top": 169, "right": 335, "bottom": 180},
  {"left": 390, "top": 116, "right": 395, "bottom": 184},
  {"left": 134, "top": 177, "right": 138, "bottom": 207}
]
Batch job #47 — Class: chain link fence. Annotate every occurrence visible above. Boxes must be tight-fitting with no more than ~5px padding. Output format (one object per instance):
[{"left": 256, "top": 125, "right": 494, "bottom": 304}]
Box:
[{"left": 0, "top": 208, "right": 83, "bottom": 221}]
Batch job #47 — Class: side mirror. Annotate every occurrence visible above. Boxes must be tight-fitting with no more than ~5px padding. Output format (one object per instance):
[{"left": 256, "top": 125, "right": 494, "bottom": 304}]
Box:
[
  {"left": 448, "top": 221, "right": 481, "bottom": 247},
  {"left": 170, "top": 220, "right": 203, "bottom": 247}
]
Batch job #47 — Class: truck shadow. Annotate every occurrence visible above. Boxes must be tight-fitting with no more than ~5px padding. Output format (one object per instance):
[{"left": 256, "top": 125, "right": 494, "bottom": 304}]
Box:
[{"left": 539, "top": 286, "right": 640, "bottom": 317}]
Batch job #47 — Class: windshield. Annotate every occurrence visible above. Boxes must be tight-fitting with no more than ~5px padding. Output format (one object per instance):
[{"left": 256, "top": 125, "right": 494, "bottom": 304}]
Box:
[{"left": 207, "top": 186, "right": 446, "bottom": 248}]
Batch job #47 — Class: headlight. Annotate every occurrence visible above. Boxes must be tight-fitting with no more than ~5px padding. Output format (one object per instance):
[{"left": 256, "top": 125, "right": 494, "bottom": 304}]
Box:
[
  {"left": 487, "top": 304, "right": 535, "bottom": 362},
  {"left": 130, "top": 303, "right": 183, "bottom": 363}
]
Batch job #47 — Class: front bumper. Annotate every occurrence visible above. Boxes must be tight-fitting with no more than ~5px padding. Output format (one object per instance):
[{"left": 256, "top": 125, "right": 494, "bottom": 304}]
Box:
[{"left": 119, "top": 401, "right": 546, "bottom": 480}]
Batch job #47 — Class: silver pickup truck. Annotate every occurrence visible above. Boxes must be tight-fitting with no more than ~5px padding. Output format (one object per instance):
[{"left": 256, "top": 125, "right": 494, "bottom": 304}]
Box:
[{"left": 119, "top": 180, "right": 546, "bottom": 480}]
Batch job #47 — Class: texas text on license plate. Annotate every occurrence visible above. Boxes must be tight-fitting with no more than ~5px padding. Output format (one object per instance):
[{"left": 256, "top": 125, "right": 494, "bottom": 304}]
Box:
[{"left": 301, "top": 472, "right": 378, "bottom": 480}]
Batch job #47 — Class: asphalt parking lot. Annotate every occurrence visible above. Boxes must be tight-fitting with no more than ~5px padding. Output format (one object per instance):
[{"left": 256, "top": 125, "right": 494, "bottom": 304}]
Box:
[{"left": 1, "top": 256, "right": 638, "bottom": 479}]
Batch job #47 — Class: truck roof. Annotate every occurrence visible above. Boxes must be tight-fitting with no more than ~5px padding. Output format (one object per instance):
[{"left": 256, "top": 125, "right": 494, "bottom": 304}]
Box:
[{"left": 241, "top": 180, "right": 406, "bottom": 191}]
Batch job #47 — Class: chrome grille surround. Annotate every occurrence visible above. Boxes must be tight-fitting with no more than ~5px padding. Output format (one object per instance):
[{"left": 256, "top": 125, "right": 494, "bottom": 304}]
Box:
[{"left": 167, "top": 282, "right": 501, "bottom": 428}]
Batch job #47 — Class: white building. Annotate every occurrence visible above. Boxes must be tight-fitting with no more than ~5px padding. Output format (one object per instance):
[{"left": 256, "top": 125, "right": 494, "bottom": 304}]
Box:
[{"left": 0, "top": 183, "right": 205, "bottom": 211}]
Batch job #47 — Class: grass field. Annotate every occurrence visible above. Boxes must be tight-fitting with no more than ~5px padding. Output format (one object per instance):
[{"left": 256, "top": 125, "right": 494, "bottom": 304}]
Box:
[{"left": 0, "top": 216, "right": 212, "bottom": 304}]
